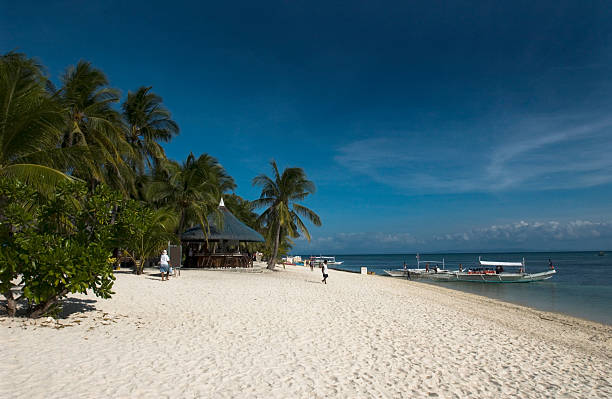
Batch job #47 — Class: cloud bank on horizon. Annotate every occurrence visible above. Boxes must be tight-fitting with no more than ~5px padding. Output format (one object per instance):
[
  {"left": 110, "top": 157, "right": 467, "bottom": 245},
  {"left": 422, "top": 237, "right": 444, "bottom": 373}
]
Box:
[{"left": 295, "top": 219, "right": 612, "bottom": 253}]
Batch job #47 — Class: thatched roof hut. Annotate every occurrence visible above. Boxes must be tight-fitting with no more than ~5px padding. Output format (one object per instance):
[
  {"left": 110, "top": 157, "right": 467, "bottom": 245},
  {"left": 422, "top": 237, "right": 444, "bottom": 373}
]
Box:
[{"left": 181, "top": 198, "right": 264, "bottom": 243}]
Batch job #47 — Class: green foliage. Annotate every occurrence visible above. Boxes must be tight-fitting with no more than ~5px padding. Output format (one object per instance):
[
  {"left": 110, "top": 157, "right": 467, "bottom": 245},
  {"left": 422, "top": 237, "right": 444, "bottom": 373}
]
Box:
[
  {"left": 0, "top": 52, "right": 74, "bottom": 192},
  {"left": 0, "top": 51, "right": 181, "bottom": 199},
  {"left": 147, "top": 153, "right": 235, "bottom": 235},
  {"left": 224, "top": 194, "right": 260, "bottom": 231},
  {"left": 114, "top": 200, "right": 177, "bottom": 274},
  {"left": 0, "top": 179, "right": 120, "bottom": 318},
  {"left": 252, "top": 160, "right": 321, "bottom": 269},
  {"left": 58, "top": 60, "right": 136, "bottom": 194},
  {"left": 123, "top": 86, "right": 179, "bottom": 174}
]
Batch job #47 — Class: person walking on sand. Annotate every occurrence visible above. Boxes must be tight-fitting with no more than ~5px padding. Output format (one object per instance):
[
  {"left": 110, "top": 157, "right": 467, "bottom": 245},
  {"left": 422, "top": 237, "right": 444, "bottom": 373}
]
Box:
[
  {"left": 160, "top": 249, "right": 170, "bottom": 281},
  {"left": 321, "top": 259, "right": 329, "bottom": 284}
]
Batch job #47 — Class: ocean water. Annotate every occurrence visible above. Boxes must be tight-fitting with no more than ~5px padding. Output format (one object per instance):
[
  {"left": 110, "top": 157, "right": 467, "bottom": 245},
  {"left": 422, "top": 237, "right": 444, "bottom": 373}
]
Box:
[{"left": 301, "top": 252, "right": 612, "bottom": 325}]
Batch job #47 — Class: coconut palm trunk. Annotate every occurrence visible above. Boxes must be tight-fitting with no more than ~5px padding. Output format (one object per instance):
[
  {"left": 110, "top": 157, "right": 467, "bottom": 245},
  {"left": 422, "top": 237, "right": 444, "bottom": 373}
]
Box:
[{"left": 268, "top": 220, "right": 282, "bottom": 269}]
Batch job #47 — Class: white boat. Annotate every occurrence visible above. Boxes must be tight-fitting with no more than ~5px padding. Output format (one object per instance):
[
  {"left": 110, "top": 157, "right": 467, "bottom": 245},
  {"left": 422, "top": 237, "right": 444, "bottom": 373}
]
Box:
[
  {"left": 282, "top": 256, "right": 303, "bottom": 265},
  {"left": 428, "top": 257, "right": 556, "bottom": 283},
  {"left": 310, "top": 256, "right": 343, "bottom": 266},
  {"left": 384, "top": 254, "right": 451, "bottom": 278}
]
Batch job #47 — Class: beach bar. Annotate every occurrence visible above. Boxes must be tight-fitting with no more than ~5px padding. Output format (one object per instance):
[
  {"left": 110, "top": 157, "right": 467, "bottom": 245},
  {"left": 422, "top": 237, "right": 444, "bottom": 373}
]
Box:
[{"left": 181, "top": 199, "right": 265, "bottom": 268}]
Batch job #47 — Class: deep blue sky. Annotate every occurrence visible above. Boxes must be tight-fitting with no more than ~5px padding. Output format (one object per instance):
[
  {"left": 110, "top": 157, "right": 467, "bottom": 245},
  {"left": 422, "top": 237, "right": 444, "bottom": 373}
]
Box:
[{"left": 3, "top": 1, "right": 612, "bottom": 253}]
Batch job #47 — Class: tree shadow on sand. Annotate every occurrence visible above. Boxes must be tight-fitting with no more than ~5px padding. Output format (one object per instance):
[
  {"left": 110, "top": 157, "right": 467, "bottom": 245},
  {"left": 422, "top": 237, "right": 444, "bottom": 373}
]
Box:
[
  {"left": 59, "top": 298, "right": 98, "bottom": 318},
  {"left": 113, "top": 269, "right": 136, "bottom": 274}
]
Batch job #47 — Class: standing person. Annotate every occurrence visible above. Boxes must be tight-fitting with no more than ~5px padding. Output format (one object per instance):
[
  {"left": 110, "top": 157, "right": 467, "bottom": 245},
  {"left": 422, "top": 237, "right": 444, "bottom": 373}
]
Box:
[
  {"left": 549, "top": 259, "right": 555, "bottom": 270},
  {"left": 321, "top": 259, "right": 329, "bottom": 284},
  {"left": 404, "top": 261, "right": 411, "bottom": 280},
  {"left": 309, "top": 257, "right": 314, "bottom": 271},
  {"left": 160, "top": 249, "right": 170, "bottom": 281}
]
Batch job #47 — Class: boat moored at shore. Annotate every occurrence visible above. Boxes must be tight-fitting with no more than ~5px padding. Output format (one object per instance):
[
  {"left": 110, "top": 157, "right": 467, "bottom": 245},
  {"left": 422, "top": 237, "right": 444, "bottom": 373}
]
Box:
[
  {"left": 427, "top": 257, "right": 556, "bottom": 283},
  {"left": 384, "top": 254, "right": 451, "bottom": 278},
  {"left": 310, "top": 256, "right": 343, "bottom": 266},
  {"left": 385, "top": 256, "right": 557, "bottom": 283}
]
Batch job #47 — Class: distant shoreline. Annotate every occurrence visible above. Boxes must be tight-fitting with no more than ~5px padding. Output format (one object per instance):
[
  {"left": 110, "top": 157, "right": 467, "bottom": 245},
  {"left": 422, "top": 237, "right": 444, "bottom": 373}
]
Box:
[{"left": 298, "top": 250, "right": 610, "bottom": 256}]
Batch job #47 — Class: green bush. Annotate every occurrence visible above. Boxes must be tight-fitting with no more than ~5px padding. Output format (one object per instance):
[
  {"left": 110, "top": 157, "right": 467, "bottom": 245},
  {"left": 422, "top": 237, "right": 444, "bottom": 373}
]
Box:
[
  {"left": 0, "top": 179, "right": 119, "bottom": 318},
  {"left": 114, "top": 201, "right": 177, "bottom": 275}
]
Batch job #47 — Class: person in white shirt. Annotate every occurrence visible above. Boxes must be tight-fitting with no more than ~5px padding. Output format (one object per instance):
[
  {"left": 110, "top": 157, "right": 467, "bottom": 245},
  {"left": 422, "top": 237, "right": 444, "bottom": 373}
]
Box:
[
  {"left": 160, "top": 250, "right": 170, "bottom": 281},
  {"left": 321, "top": 259, "right": 329, "bottom": 284}
]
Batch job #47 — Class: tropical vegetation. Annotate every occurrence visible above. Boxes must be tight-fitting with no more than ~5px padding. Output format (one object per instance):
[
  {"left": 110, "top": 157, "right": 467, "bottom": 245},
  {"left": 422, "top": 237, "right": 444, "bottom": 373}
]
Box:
[
  {"left": 0, "top": 179, "right": 119, "bottom": 318},
  {"left": 253, "top": 160, "right": 321, "bottom": 269},
  {"left": 146, "top": 153, "right": 236, "bottom": 235},
  {"left": 114, "top": 201, "right": 177, "bottom": 275},
  {"left": 0, "top": 51, "right": 321, "bottom": 317}
]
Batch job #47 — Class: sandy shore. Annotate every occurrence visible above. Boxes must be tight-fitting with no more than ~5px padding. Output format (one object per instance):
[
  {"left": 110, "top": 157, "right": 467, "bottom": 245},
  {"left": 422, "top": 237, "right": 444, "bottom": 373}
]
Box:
[{"left": 1, "top": 264, "right": 611, "bottom": 398}]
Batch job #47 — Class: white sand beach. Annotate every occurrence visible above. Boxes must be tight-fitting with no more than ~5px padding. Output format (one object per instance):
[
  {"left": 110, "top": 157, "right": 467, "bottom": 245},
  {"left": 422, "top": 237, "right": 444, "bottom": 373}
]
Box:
[{"left": 1, "top": 264, "right": 611, "bottom": 398}]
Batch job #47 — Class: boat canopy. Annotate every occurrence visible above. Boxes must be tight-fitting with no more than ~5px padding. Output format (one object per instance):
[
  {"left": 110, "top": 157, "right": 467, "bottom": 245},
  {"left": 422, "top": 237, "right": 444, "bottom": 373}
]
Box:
[{"left": 479, "top": 260, "right": 523, "bottom": 266}]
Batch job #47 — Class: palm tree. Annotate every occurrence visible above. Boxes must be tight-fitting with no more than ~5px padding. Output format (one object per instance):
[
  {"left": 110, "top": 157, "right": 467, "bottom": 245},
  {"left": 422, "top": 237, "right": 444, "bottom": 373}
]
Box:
[
  {"left": 58, "top": 60, "right": 134, "bottom": 193},
  {"left": 116, "top": 201, "right": 177, "bottom": 275},
  {"left": 0, "top": 52, "right": 73, "bottom": 190},
  {"left": 252, "top": 160, "right": 321, "bottom": 269},
  {"left": 122, "top": 86, "right": 179, "bottom": 174},
  {"left": 147, "top": 152, "right": 236, "bottom": 235}
]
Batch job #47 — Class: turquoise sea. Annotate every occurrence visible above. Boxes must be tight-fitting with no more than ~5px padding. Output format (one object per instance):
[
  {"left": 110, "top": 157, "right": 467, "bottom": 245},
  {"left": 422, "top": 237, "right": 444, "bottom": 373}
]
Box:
[{"left": 302, "top": 252, "right": 612, "bottom": 325}]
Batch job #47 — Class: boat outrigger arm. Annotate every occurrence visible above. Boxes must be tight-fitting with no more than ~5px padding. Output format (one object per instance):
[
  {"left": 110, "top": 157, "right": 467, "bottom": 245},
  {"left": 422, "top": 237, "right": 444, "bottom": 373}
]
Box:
[{"left": 417, "top": 253, "right": 445, "bottom": 269}]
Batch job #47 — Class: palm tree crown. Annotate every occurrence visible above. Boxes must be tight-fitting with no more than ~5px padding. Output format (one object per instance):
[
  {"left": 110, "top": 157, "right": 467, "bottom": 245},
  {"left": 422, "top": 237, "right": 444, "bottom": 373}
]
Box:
[
  {"left": 252, "top": 160, "right": 321, "bottom": 269},
  {"left": 122, "top": 86, "right": 179, "bottom": 174},
  {"left": 0, "top": 52, "right": 72, "bottom": 189},
  {"left": 59, "top": 60, "right": 133, "bottom": 192},
  {"left": 147, "top": 152, "right": 236, "bottom": 235}
]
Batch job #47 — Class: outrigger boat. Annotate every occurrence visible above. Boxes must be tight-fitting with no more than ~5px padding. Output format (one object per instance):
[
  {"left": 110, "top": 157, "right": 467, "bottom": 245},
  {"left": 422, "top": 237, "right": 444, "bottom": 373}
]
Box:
[
  {"left": 384, "top": 254, "right": 452, "bottom": 278},
  {"left": 427, "top": 257, "right": 556, "bottom": 283},
  {"left": 282, "top": 256, "right": 303, "bottom": 265},
  {"left": 309, "top": 256, "right": 343, "bottom": 266}
]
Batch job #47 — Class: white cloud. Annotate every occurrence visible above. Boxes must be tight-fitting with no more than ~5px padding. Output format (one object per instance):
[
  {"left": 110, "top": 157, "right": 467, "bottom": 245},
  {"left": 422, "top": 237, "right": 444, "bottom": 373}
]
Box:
[
  {"left": 334, "top": 115, "right": 612, "bottom": 193},
  {"left": 433, "top": 220, "right": 612, "bottom": 246}
]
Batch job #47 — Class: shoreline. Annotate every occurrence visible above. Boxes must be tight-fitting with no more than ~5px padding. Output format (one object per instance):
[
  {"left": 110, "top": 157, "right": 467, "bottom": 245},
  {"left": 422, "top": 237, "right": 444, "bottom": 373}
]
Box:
[
  {"left": 327, "top": 254, "right": 612, "bottom": 326},
  {"left": 2, "top": 264, "right": 611, "bottom": 398},
  {"left": 329, "top": 264, "right": 612, "bottom": 327}
]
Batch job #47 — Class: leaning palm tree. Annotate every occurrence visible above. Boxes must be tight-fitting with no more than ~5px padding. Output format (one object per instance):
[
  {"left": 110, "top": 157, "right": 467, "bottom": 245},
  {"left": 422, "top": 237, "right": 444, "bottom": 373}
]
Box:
[
  {"left": 58, "top": 60, "right": 135, "bottom": 193},
  {"left": 0, "top": 52, "right": 74, "bottom": 190},
  {"left": 122, "top": 86, "right": 179, "bottom": 174},
  {"left": 252, "top": 160, "right": 321, "bottom": 269},
  {"left": 147, "top": 153, "right": 236, "bottom": 235}
]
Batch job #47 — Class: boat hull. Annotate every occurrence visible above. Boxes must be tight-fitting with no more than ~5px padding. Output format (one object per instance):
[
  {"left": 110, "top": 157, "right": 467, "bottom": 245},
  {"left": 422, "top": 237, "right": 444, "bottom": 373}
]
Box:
[
  {"left": 385, "top": 269, "right": 556, "bottom": 283},
  {"left": 383, "top": 269, "right": 410, "bottom": 277},
  {"left": 429, "top": 269, "right": 556, "bottom": 283},
  {"left": 383, "top": 269, "right": 450, "bottom": 279}
]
